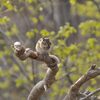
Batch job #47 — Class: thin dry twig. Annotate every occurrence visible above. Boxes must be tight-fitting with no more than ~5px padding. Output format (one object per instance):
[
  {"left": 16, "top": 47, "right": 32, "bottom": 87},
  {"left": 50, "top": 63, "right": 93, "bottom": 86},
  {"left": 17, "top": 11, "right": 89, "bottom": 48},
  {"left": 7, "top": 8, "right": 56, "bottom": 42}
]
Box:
[{"left": 81, "top": 88, "right": 100, "bottom": 100}]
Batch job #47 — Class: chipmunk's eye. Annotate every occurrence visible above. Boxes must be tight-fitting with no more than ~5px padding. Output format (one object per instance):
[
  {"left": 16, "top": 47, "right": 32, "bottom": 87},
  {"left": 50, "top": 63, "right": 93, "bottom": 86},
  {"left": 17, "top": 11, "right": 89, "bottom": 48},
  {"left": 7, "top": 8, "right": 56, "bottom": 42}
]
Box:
[{"left": 42, "top": 39, "right": 46, "bottom": 43}]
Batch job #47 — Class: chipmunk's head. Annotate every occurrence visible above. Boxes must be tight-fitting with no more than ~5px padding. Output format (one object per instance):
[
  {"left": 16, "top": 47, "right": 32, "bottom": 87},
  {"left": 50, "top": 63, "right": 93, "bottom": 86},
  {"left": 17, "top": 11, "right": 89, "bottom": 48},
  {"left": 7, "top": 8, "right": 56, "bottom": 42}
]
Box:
[
  {"left": 40, "top": 37, "right": 51, "bottom": 49},
  {"left": 35, "top": 37, "right": 51, "bottom": 54}
]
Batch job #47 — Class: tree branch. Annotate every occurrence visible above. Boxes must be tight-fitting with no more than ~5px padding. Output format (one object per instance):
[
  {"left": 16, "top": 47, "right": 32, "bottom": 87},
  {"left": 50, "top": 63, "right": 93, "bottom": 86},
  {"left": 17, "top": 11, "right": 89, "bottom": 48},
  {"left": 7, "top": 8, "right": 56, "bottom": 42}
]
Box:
[
  {"left": 13, "top": 42, "right": 59, "bottom": 100},
  {"left": 63, "top": 64, "right": 100, "bottom": 100},
  {"left": 92, "top": 0, "right": 100, "bottom": 13},
  {"left": 81, "top": 88, "right": 100, "bottom": 100}
]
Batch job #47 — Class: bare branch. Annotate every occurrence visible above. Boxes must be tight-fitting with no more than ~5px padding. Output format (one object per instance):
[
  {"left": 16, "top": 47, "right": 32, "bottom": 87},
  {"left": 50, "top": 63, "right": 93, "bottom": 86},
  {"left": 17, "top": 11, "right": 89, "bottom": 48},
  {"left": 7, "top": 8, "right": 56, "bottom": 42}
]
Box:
[
  {"left": 92, "top": 0, "right": 100, "bottom": 13},
  {"left": 81, "top": 88, "right": 100, "bottom": 100},
  {"left": 63, "top": 64, "right": 100, "bottom": 100},
  {"left": 70, "top": 64, "right": 100, "bottom": 92},
  {"left": 0, "top": 29, "right": 32, "bottom": 82}
]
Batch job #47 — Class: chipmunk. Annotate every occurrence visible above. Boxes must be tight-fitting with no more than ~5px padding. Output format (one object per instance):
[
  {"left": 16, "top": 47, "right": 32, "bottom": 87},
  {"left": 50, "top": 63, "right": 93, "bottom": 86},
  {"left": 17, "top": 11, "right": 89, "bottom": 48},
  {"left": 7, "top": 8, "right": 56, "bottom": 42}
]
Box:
[{"left": 35, "top": 37, "right": 60, "bottom": 64}]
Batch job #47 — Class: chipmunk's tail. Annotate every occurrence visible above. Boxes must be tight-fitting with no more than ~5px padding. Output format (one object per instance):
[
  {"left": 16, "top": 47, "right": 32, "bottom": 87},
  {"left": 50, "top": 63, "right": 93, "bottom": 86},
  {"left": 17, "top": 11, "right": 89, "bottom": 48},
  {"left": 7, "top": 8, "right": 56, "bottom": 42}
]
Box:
[{"left": 49, "top": 55, "right": 60, "bottom": 64}]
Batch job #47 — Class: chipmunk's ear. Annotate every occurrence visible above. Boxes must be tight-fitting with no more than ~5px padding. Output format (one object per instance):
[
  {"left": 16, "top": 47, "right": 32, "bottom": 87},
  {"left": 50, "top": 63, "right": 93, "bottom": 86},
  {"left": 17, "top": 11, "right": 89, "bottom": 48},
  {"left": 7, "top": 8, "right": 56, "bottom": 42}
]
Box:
[
  {"left": 42, "top": 37, "right": 45, "bottom": 41},
  {"left": 42, "top": 36, "right": 49, "bottom": 40},
  {"left": 39, "top": 38, "right": 43, "bottom": 41},
  {"left": 42, "top": 37, "right": 49, "bottom": 41}
]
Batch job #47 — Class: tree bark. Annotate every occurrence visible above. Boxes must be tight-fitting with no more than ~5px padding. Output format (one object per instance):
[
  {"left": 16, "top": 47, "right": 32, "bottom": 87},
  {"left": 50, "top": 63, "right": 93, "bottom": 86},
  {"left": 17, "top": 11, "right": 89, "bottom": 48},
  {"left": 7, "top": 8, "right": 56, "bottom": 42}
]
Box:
[
  {"left": 63, "top": 64, "right": 100, "bottom": 100},
  {"left": 13, "top": 42, "right": 59, "bottom": 100}
]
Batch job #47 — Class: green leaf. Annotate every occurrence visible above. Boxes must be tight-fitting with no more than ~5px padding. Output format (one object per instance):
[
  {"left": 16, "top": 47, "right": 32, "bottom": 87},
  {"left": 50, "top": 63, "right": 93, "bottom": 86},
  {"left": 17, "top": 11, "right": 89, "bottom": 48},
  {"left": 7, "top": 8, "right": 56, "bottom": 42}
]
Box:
[
  {"left": 79, "top": 20, "right": 100, "bottom": 36},
  {"left": 40, "top": 29, "right": 49, "bottom": 36},
  {"left": 29, "top": 73, "right": 34, "bottom": 81},
  {"left": 4, "top": 1, "right": 14, "bottom": 10},
  {"left": 31, "top": 17, "right": 38, "bottom": 24},
  {"left": 58, "top": 23, "right": 76, "bottom": 38},
  {"left": 39, "top": 15, "right": 44, "bottom": 21},
  {"left": 87, "top": 38, "right": 96, "bottom": 49},
  {"left": 15, "top": 77, "right": 27, "bottom": 87},
  {"left": 0, "top": 51, "right": 4, "bottom": 58},
  {"left": 25, "top": 0, "right": 37, "bottom": 3},
  {"left": 0, "top": 16, "right": 10, "bottom": 24},
  {"left": 70, "top": 0, "right": 76, "bottom": 5},
  {"left": 0, "top": 81, "right": 9, "bottom": 89},
  {"left": 6, "top": 24, "right": 19, "bottom": 36},
  {"left": 0, "top": 68, "right": 4, "bottom": 77},
  {"left": 13, "top": 65, "right": 20, "bottom": 72},
  {"left": 26, "top": 30, "right": 35, "bottom": 39}
]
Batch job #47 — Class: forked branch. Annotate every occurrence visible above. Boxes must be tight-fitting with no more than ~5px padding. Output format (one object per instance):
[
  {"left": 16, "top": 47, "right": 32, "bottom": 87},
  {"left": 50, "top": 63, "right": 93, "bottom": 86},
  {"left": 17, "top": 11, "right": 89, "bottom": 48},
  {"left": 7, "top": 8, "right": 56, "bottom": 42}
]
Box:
[
  {"left": 13, "top": 42, "right": 59, "bottom": 100},
  {"left": 63, "top": 64, "right": 100, "bottom": 100}
]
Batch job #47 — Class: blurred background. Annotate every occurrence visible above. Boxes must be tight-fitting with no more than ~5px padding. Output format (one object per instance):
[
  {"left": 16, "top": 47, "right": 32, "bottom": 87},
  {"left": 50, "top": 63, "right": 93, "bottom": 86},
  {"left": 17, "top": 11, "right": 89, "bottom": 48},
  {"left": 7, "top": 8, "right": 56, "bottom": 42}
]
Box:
[{"left": 0, "top": 0, "right": 100, "bottom": 100}]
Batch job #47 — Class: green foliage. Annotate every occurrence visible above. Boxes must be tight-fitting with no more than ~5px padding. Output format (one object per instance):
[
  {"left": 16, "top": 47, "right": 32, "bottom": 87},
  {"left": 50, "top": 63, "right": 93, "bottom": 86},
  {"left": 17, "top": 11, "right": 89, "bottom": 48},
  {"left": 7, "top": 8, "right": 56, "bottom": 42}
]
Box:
[
  {"left": 6, "top": 24, "right": 19, "bottom": 36},
  {"left": 0, "top": 51, "right": 4, "bottom": 58},
  {"left": 72, "top": 1, "right": 100, "bottom": 19},
  {"left": 70, "top": 0, "right": 76, "bottom": 5},
  {"left": 39, "top": 15, "right": 44, "bottom": 21},
  {"left": 15, "top": 76, "right": 27, "bottom": 87},
  {"left": 0, "top": 16, "right": 10, "bottom": 24},
  {"left": 0, "top": 0, "right": 100, "bottom": 100},
  {"left": 26, "top": 30, "right": 35, "bottom": 39},
  {"left": 79, "top": 20, "right": 100, "bottom": 36},
  {"left": 31, "top": 17, "right": 38, "bottom": 24},
  {"left": 57, "top": 23, "right": 77, "bottom": 38},
  {"left": 3, "top": 0, "right": 14, "bottom": 10},
  {"left": 13, "top": 64, "right": 20, "bottom": 72},
  {"left": 87, "top": 38, "right": 97, "bottom": 49},
  {"left": 0, "top": 81, "right": 9, "bottom": 89},
  {"left": 40, "top": 29, "right": 50, "bottom": 37},
  {"left": 25, "top": 0, "right": 37, "bottom": 4}
]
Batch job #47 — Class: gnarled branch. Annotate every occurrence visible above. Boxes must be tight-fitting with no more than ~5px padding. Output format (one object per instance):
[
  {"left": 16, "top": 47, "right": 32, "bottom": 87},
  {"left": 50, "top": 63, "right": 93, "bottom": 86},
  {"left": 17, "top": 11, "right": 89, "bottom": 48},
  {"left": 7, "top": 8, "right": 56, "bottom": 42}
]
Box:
[
  {"left": 63, "top": 64, "right": 100, "bottom": 100},
  {"left": 13, "top": 42, "right": 59, "bottom": 100}
]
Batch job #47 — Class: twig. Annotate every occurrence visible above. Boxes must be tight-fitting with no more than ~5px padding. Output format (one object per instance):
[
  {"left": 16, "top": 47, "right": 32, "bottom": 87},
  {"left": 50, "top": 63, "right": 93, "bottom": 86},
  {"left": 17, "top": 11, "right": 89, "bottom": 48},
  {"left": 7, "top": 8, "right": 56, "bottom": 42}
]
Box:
[
  {"left": 11, "top": 55, "right": 32, "bottom": 82},
  {"left": 56, "top": 72, "right": 73, "bottom": 85},
  {"left": 88, "top": 0, "right": 100, "bottom": 13},
  {"left": 81, "top": 88, "right": 100, "bottom": 100},
  {"left": 0, "top": 29, "right": 31, "bottom": 82},
  {"left": 0, "top": 29, "right": 13, "bottom": 45},
  {"left": 93, "top": 0, "right": 100, "bottom": 13}
]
